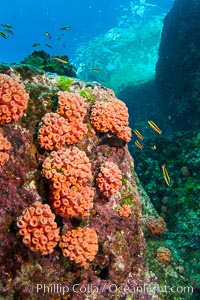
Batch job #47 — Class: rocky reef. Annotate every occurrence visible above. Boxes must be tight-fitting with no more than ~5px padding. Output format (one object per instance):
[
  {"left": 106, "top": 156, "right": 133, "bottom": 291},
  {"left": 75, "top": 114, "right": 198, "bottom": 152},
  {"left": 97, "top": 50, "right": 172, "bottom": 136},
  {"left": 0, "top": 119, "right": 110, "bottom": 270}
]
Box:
[
  {"left": 0, "top": 66, "right": 192, "bottom": 300},
  {"left": 156, "top": 0, "right": 200, "bottom": 130},
  {"left": 75, "top": 16, "right": 164, "bottom": 94}
]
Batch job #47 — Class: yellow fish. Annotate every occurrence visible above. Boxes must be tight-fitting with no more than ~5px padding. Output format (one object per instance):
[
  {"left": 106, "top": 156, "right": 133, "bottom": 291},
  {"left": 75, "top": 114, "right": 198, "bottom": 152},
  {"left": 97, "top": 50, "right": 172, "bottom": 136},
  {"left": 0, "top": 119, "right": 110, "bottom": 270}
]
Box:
[
  {"left": 133, "top": 129, "right": 144, "bottom": 140},
  {"left": 92, "top": 68, "right": 101, "bottom": 73},
  {"left": 135, "top": 140, "right": 143, "bottom": 150},
  {"left": 53, "top": 57, "right": 68, "bottom": 64},
  {"left": 45, "top": 31, "right": 51, "bottom": 39},
  {"left": 148, "top": 120, "right": 162, "bottom": 135},
  {"left": 162, "top": 164, "right": 170, "bottom": 186}
]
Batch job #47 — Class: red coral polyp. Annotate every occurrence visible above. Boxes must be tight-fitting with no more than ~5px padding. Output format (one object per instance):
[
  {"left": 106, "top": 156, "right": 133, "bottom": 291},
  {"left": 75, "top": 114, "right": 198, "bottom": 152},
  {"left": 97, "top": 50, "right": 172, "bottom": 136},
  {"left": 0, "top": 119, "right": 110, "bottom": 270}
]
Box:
[
  {"left": 96, "top": 161, "right": 122, "bottom": 197},
  {"left": 16, "top": 202, "right": 60, "bottom": 255},
  {"left": 0, "top": 74, "right": 29, "bottom": 124}
]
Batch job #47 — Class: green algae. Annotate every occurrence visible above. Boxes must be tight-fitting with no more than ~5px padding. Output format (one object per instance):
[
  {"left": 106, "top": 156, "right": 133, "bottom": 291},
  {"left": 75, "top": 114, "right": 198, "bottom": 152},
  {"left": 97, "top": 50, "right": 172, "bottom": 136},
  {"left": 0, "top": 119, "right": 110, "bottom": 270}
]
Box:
[
  {"left": 56, "top": 76, "right": 73, "bottom": 91},
  {"left": 79, "top": 88, "right": 96, "bottom": 104}
]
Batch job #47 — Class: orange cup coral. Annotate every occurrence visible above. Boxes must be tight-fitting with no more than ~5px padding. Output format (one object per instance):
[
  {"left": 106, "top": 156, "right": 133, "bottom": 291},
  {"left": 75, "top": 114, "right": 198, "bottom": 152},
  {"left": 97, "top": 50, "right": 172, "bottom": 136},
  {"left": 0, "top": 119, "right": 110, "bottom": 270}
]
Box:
[
  {"left": 118, "top": 204, "right": 132, "bottom": 218},
  {"left": 38, "top": 112, "right": 70, "bottom": 150},
  {"left": 0, "top": 132, "right": 11, "bottom": 167},
  {"left": 156, "top": 247, "right": 172, "bottom": 265},
  {"left": 57, "top": 91, "right": 88, "bottom": 144},
  {"left": 0, "top": 74, "right": 29, "bottom": 124},
  {"left": 16, "top": 202, "right": 60, "bottom": 255},
  {"left": 59, "top": 227, "right": 98, "bottom": 266},
  {"left": 145, "top": 216, "right": 166, "bottom": 235},
  {"left": 96, "top": 161, "right": 122, "bottom": 197},
  {"left": 50, "top": 183, "right": 94, "bottom": 218},
  {"left": 57, "top": 91, "right": 87, "bottom": 123},
  {"left": 41, "top": 146, "right": 92, "bottom": 188},
  {"left": 38, "top": 111, "right": 87, "bottom": 150},
  {"left": 90, "top": 98, "right": 132, "bottom": 142},
  {"left": 64, "top": 120, "right": 87, "bottom": 145}
]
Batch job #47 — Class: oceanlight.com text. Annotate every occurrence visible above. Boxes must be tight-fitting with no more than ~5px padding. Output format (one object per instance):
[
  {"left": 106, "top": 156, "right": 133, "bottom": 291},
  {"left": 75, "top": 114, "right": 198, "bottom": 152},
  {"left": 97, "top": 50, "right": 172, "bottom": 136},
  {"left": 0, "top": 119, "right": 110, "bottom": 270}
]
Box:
[{"left": 23, "top": 283, "right": 193, "bottom": 296}]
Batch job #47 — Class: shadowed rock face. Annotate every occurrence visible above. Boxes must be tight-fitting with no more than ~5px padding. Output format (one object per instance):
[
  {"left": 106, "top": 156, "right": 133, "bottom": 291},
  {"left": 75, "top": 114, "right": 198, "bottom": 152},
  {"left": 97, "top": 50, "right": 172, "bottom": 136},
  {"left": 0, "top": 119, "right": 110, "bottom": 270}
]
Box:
[{"left": 156, "top": 0, "right": 200, "bottom": 130}]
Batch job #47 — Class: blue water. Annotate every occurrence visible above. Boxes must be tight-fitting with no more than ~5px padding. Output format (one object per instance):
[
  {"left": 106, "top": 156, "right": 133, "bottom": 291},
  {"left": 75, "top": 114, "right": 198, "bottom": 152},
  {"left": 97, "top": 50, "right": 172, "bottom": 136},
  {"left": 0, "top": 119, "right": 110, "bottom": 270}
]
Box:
[{"left": 0, "top": 0, "right": 173, "bottom": 63}]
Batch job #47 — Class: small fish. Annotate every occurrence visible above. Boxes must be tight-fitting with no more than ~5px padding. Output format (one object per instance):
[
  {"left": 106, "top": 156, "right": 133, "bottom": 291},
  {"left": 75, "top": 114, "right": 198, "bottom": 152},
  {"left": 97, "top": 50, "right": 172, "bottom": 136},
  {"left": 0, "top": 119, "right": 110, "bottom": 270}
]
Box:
[
  {"left": 133, "top": 129, "right": 144, "bottom": 140},
  {"left": 45, "top": 43, "right": 52, "bottom": 48},
  {"left": 45, "top": 31, "right": 51, "bottom": 39},
  {"left": 62, "top": 43, "right": 66, "bottom": 48},
  {"left": 151, "top": 145, "right": 157, "bottom": 150},
  {"left": 32, "top": 42, "right": 40, "bottom": 47},
  {"left": 0, "top": 32, "right": 8, "bottom": 39},
  {"left": 93, "top": 68, "right": 101, "bottom": 73},
  {"left": 53, "top": 57, "right": 68, "bottom": 64},
  {"left": 4, "top": 29, "right": 14, "bottom": 35},
  {"left": 60, "top": 26, "right": 71, "bottom": 30},
  {"left": 1, "top": 23, "right": 13, "bottom": 28},
  {"left": 135, "top": 140, "right": 143, "bottom": 150},
  {"left": 148, "top": 120, "right": 162, "bottom": 135},
  {"left": 56, "top": 37, "right": 61, "bottom": 41},
  {"left": 162, "top": 164, "right": 170, "bottom": 186}
]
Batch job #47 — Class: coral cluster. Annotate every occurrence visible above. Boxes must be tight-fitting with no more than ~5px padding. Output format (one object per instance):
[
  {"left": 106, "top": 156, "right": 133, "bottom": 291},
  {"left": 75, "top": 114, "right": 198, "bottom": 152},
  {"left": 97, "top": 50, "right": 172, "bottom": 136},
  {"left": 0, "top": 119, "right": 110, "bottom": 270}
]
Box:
[
  {"left": 37, "top": 90, "right": 97, "bottom": 262},
  {"left": 38, "top": 92, "right": 88, "bottom": 150},
  {"left": 59, "top": 227, "right": 98, "bottom": 266},
  {"left": 145, "top": 216, "right": 166, "bottom": 234},
  {"left": 38, "top": 112, "right": 69, "bottom": 150},
  {"left": 16, "top": 202, "right": 60, "bottom": 255},
  {"left": 50, "top": 184, "right": 94, "bottom": 218},
  {"left": 41, "top": 147, "right": 92, "bottom": 187},
  {"left": 42, "top": 147, "right": 94, "bottom": 218},
  {"left": 90, "top": 97, "right": 132, "bottom": 142},
  {"left": 57, "top": 91, "right": 87, "bottom": 122},
  {"left": 0, "top": 74, "right": 29, "bottom": 124},
  {"left": 96, "top": 161, "right": 122, "bottom": 197},
  {"left": 0, "top": 73, "right": 29, "bottom": 168},
  {"left": 0, "top": 132, "right": 11, "bottom": 167},
  {"left": 156, "top": 247, "right": 172, "bottom": 265},
  {"left": 0, "top": 68, "right": 190, "bottom": 300},
  {"left": 57, "top": 91, "right": 88, "bottom": 144},
  {"left": 118, "top": 204, "right": 132, "bottom": 218}
]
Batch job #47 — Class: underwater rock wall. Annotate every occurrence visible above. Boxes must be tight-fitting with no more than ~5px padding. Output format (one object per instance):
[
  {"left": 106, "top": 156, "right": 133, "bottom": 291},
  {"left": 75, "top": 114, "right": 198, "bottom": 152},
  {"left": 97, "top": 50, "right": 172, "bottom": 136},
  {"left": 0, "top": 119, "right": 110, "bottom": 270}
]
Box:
[
  {"left": 0, "top": 66, "right": 192, "bottom": 299},
  {"left": 156, "top": 0, "right": 200, "bottom": 130}
]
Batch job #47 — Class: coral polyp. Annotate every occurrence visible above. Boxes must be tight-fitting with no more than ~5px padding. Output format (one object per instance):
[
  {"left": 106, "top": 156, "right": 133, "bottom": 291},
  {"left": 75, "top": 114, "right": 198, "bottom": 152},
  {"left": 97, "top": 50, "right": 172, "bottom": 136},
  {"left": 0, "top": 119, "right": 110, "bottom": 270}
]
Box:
[{"left": 0, "top": 73, "right": 29, "bottom": 124}]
